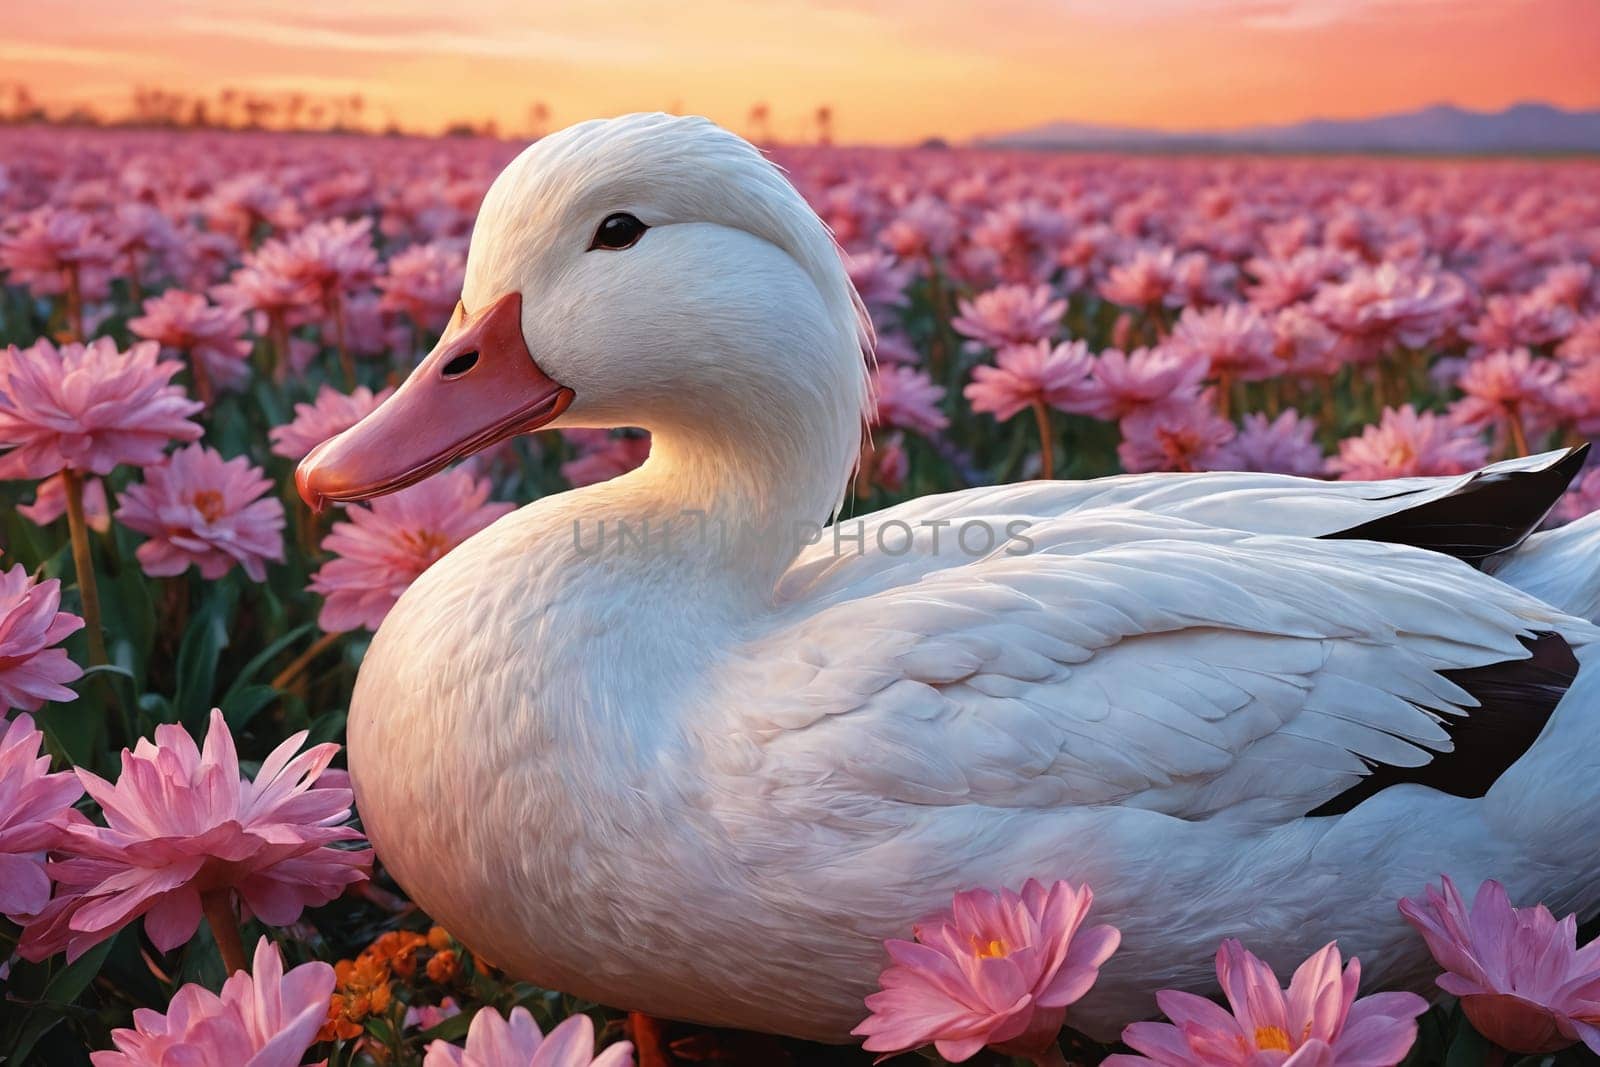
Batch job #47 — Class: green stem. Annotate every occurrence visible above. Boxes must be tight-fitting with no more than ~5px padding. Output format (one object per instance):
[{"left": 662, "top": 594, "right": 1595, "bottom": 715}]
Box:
[{"left": 63, "top": 470, "right": 108, "bottom": 668}]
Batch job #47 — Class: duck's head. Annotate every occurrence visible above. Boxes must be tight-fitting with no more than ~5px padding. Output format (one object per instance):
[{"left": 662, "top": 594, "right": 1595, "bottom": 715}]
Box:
[{"left": 297, "top": 112, "right": 871, "bottom": 517}]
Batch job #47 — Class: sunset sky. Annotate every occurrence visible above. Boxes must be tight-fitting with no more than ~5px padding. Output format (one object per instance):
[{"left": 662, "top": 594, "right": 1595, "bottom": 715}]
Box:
[{"left": 9, "top": 0, "right": 1600, "bottom": 143}]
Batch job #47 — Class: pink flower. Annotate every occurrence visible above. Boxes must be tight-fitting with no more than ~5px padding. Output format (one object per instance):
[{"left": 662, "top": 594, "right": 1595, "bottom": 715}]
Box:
[
  {"left": 213, "top": 242, "right": 319, "bottom": 322},
  {"left": 1329, "top": 405, "right": 1489, "bottom": 480},
  {"left": 269, "top": 385, "right": 395, "bottom": 461},
  {"left": 1311, "top": 262, "right": 1468, "bottom": 360},
  {"left": 1077, "top": 346, "right": 1206, "bottom": 421},
  {"left": 424, "top": 1008, "right": 635, "bottom": 1067},
  {"left": 1056, "top": 223, "right": 1115, "bottom": 295},
  {"left": 881, "top": 198, "right": 957, "bottom": 262},
  {"left": 91, "top": 937, "right": 335, "bottom": 1067},
  {"left": 852, "top": 879, "right": 1120, "bottom": 1064},
  {"left": 379, "top": 241, "right": 467, "bottom": 334},
  {"left": 872, "top": 365, "right": 948, "bottom": 436},
  {"left": 1557, "top": 466, "right": 1600, "bottom": 524},
  {"left": 1245, "top": 248, "right": 1349, "bottom": 312},
  {"left": 1118, "top": 396, "right": 1237, "bottom": 474},
  {"left": 952, "top": 284, "right": 1065, "bottom": 350},
  {"left": 965, "top": 340, "right": 1094, "bottom": 422},
  {"left": 203, "top": 174, "right": 302, "bottom": 245},
  {"left": 281, "top": 217, "right": 379, "bottom": 309},
  {"left": 1271, "top": 305, "right": 1341, "bottom": 377},
  {"left": 863, "top": 432, "right": 909, "bottom": 493},
  {"left": 1530, "top": 262, "right": 1596, "bottom": 313},
  {"left": 972, "top": 201, "right": 1068, "bottom": 283},
  {"left": 1169, "top": 304, "right": 1277, "bottom": 383},
  {"left": 1400, "top": 877, "right": 1600, "bottom": 1055},
  {"left": 407, "top": 997, "right": 463, "bottom": 1032},
  {"left": 116, "top": 445, "right": 286, "bottom": 582},
  {"left": 339, "top": 291, "right": 408, "bottom": 358},
  {"left": 1170, "top": 251, "right": 1237, "bottom": 309},
  {"left": 1106, "top": 940, "right": 1427, "bottom": 1067},
  {"left": 20, "top": 709, "right": 370, "bottom": 962},
  {"left": 128, "top": 290, "right": 253, "bottom": 396},
  {"left": 0, "top": 206, "right": 114, "bottom": 297},
  {"left": 845, "top": 250, "right": 913, "bottom": 313},
  {"left": 1560, "top": 315, "right": 1600, "bottom": 363},
  {"left": 0, "top": 564, "right": 85, "bottom": 712},
  {"left": 1462, "top": 294, "right": 1573, "bottom": 355},
  {"left": 1450, "top": 348, "right": 1564, "bottom": 440},
  {"left": 0, "top": 714, "right": 83, "bottom": 920},
  {"left": 18, "top": 473, "right": 111, "bottom": 532},
  {"left": 109, "top": 204, "right": 182, "bottom": 290},
  {"left": 873, "top": 332, "right": 923, "bottom": 366},
  {"left": 310, "top": 468, "right": 515, "bottom": 632},
  {"left": 1100, "top": 248, "right": 1179, "bottom": 310},
  {"left": 0, "top": 337, "right": 203, "bottom": 478},
  {"left": 1216, "top": 410, "right": 1325, "bottom": 477}
]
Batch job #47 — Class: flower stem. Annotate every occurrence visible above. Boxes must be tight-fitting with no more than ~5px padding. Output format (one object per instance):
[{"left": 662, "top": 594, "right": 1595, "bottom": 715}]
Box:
[
  {"left": 1216, "top": 370, "right": 1233, "bottom": 420},
  {"left": 188, "top": 350, "right": 214, "bottom": 407},
  {"left": 63, "top": 266, "right": 84, "bottom": 342},
  {"left": 270, "top": 629, "right": 343, "bottom": 692},
  {"left": 62, "top": 469, "right": 108, "bottom": 668},
  {"left": 1031, "top": 399, "right": 1056, "bottom": 480},
  {"left": 269, "top": 311, "right": 290, "bottom": 384},
  {"left": 202, "top": 889, "right": 248, "bottom": 974},
  {"left": 1507, "top": 407, "right": 1530, "bottom": 458},
  {"left": 126, "top": 252, "right": 144, "bottom": 307},
  {"left": 332, "top": 294, "right": 355, "bottom": 389},
  {"left": 926, "top": 263, "right": 952, "bottom": 382}
]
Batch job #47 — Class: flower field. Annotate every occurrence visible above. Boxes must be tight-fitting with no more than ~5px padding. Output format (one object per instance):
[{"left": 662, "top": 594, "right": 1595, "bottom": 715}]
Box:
[{"left": 2, "top": 124, "right": 1600, "bottom": 1066}]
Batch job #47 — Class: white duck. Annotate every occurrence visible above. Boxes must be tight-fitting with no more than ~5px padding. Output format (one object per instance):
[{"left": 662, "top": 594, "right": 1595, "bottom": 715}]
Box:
[{"left": 298, "top": 113, "right": 1600, "bottom": 1043}]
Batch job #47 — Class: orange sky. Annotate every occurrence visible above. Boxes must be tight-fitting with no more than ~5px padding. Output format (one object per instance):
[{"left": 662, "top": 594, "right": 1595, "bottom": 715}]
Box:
[{"left": 7, "top": 0, "right": 1599, "bottom": 143}]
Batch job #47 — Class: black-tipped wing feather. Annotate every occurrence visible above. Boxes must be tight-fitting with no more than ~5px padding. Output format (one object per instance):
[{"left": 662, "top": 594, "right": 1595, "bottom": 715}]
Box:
[{"left": 1323, "top": 445, "right": 1588, "bottom": 567}]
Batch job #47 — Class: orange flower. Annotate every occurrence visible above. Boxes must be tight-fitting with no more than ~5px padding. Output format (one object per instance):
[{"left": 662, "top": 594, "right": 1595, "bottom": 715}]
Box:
[
  {"left": 426, "top": 948, "right": 460, "bottom": 984},
  {"left": 365, "top": 929, "right": 427, "bottom": 978},
  {"left": 426, "top": 925, "right": 452, "bottom": 952},
  {"left": 319, "top": 954, "right": 393, "bottom": 1042}
]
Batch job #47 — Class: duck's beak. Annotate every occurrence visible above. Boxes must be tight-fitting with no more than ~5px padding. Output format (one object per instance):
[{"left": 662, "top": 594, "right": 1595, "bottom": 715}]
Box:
[{"left": 295, "top": 291, "right": 572, "bottom": 511}]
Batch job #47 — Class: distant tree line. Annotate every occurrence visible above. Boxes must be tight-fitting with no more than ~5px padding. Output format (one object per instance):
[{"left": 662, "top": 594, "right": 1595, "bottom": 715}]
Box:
[{"left": 1, "top": 82, "right": 842, "bottom": 143}]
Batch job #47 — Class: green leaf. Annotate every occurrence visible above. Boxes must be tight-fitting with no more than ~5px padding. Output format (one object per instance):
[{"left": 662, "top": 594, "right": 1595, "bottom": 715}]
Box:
[
  {"left": 220, "top": 683, "right": 281, "bottom": 731},
  {"left": 173, "top": 580, "right": 240, "bottom": 728},
  {"left": 365, "top": 1014, "right": 399, "bottom": 1046},
  {"left": 76, "top": 663, "right": 136, "bottom": 683},
  {"left": 415, "top": 1010, "right": 473, "bottom": 1044},
  {"left": 99, "top": 546, "right": 157, "bottom": 688},
  {"left": 1446, "top": 1021, "right": 1493, "bottom": 1067},
  {"left": 307, "top": 707, "right": 349, "bottom": 746},
  {"left": 0, "top": 934, "right": 118, "bottom": 1063},
  {"left": 222, "top": 622, "right": 314, "bottom": 703}
]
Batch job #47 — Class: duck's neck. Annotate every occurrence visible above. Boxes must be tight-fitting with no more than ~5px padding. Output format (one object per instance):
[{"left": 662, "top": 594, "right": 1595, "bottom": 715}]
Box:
[{"left": 562, "top": 402, "right": 859, "bottom": 608}]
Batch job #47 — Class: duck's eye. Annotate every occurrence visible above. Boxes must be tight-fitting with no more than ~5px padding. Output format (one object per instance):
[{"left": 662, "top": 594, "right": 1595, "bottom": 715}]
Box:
[{"left": 589, "top": 212, "right": 648, "bottom": 251}]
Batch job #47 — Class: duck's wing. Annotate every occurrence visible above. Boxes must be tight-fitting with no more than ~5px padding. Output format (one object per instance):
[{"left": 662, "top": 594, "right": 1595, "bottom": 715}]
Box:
[
  {"left": 784, "top": 447, "right": 1585, "bottom": 605},
  {"left": 731, "top": 511, "right": 1593, "bottom": 822}
]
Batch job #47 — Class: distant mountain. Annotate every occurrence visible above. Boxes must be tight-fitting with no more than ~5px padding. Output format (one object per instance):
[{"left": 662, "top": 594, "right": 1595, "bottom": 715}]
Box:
[{"left": 977, "top": 102, "right": 1600, "bottom": 154}]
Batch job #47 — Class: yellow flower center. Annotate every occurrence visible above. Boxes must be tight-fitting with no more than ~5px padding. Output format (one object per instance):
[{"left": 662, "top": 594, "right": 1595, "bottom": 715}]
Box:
[
  {"left": 974, "top": 938, "right": 1009, "bottom": 959},
  {"left": 401, "top": 528, "right": 452, "bottom": 562},
  {"left": 1254, "top": 1026, "right": 1294, "bottom": 1053},
  {"left": 192, "top": 489, "right": 226, "bottom": 524}
]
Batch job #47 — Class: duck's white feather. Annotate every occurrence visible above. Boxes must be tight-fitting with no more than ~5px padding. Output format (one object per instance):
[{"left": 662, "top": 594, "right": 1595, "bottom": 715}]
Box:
[{"left": 734, "top": 514, "right": 1589, "bottom": 824}]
